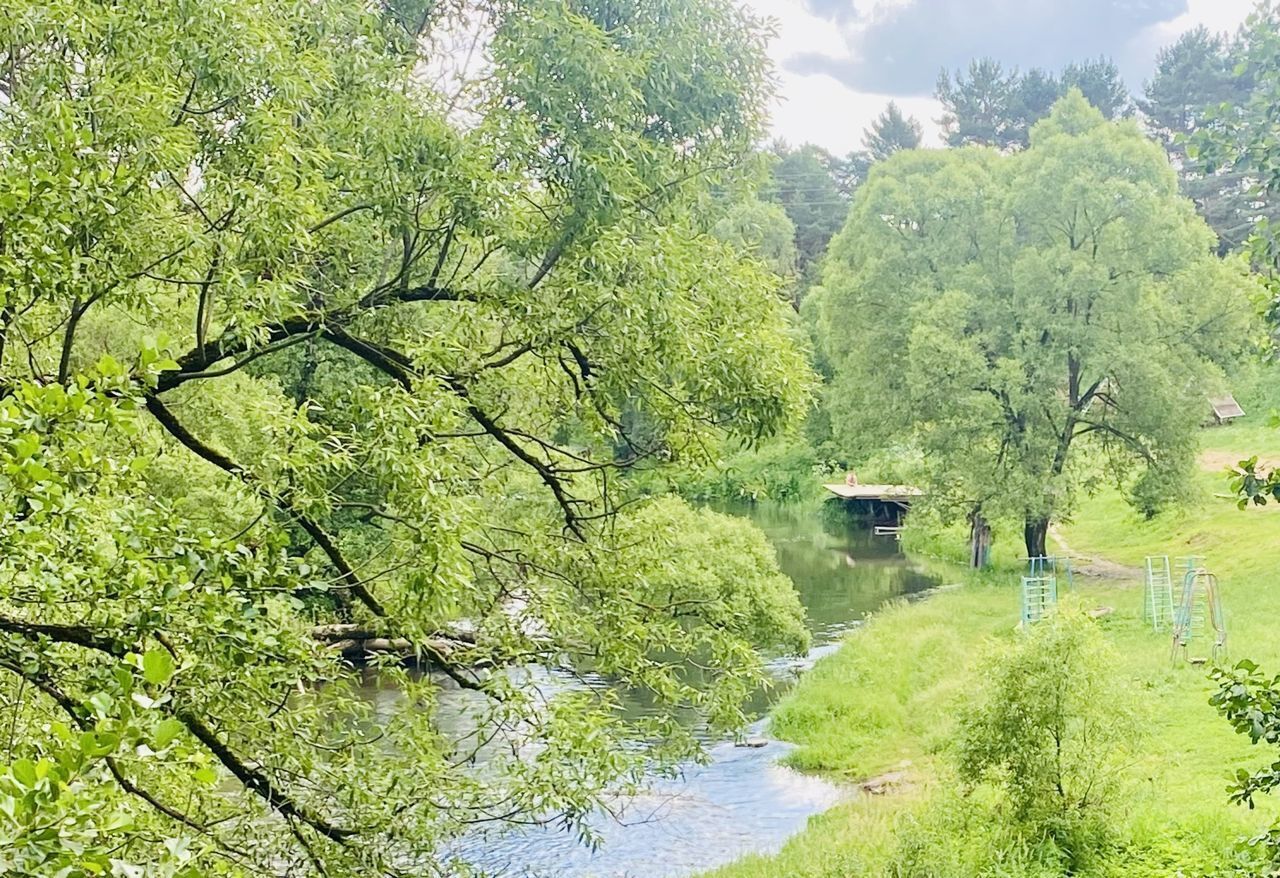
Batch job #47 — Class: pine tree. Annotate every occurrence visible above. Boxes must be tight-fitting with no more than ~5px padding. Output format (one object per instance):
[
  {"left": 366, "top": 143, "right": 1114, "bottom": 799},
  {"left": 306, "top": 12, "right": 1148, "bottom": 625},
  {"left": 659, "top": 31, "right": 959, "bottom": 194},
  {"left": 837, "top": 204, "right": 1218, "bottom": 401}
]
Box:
[
  {"left": 937, "top": 57, "right": 1132, "bottom": 151},
  {"left": 863, "top": 101, "right": 924, "bottom": 162},
  {"left": 936, "top": 58, "right": 1021, "bottom": 148},
  {"left": 1062, "top": 57, "right": 1133, "bottom": 119},
  {"left": 1140, "top": 26, "right": 1270, "bottom": 253}
]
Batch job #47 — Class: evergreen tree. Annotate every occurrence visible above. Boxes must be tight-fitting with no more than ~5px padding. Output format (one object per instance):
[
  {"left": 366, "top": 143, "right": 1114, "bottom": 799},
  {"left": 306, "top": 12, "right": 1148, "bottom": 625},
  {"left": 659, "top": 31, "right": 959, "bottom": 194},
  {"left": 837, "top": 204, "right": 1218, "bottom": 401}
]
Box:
[
  {"left": 1141, "top": 26, "right": 1270, "bottom": 253},
  {"left": 1062, "top": 57, "right": 1134, "bottom": 119},
  {"left": 767, "top": 144, "right": 850, "bottom": 285},
  {"left": 844, "top": 102, "right": 926, "bottom": 191},
  {"left": 863, "top": 101, "right": 924, "bottom": 162},
  {"left": 936, "top": 58, "right": 1021, "bottom": 148},
  {"left": 938, "top": 57, "right": 1132, "bottom": 151},
  {"left": 1009, "top": 68, "right": 1063, "bottom": 141}
]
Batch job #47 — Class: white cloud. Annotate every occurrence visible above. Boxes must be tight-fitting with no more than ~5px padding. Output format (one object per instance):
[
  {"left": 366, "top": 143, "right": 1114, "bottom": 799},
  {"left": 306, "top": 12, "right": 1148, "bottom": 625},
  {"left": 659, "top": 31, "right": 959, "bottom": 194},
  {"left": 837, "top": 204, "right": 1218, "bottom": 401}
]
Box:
[
  {"left": 749, "top": 0, "right": 941, "bottom": 154},
  {"left": 1123, "top": 0, "right": 1255, "bottom": 86},
  {"left": 745, "top": 0, "right": 1260, "bottom": 156},
  {"left": 769, "top": 70, "right": 943, "bottom": 154}
]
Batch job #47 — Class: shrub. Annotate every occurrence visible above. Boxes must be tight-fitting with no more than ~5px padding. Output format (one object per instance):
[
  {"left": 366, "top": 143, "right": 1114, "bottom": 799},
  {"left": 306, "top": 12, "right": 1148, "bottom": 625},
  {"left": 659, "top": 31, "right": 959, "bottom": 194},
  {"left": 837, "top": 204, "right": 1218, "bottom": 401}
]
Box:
[{"left": 955, "top": 611, "right": 1143, "bottom": 868}]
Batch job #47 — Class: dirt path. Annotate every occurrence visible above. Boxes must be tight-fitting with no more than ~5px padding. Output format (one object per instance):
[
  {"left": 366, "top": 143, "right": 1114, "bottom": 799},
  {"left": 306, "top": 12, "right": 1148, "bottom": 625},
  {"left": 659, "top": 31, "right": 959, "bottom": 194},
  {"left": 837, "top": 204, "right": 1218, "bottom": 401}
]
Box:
[
  {"left": 1048, "top": 524, "right": 1143, "bottom": 583},
  {"left": 1199, "top": 449, "right": 1273, "bottom": 473}
]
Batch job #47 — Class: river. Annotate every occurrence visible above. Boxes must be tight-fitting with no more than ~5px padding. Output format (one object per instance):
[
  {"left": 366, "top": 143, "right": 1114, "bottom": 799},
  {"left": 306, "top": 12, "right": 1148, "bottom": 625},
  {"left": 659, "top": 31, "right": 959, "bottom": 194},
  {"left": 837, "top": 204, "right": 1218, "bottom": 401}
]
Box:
[{"left": 446, "top": 500, "right": 942, "bottom": 878}]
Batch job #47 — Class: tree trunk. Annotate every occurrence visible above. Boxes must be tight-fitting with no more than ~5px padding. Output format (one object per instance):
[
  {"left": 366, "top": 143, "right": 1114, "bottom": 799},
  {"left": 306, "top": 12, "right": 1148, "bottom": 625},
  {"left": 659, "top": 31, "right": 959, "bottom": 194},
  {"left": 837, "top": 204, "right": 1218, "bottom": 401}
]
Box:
[
  {"left": 1024, "top": 517, "right": 1049, "bottom": 560},
  {"left": 969, "top": 510, "right": 992, "bottom": 569}
]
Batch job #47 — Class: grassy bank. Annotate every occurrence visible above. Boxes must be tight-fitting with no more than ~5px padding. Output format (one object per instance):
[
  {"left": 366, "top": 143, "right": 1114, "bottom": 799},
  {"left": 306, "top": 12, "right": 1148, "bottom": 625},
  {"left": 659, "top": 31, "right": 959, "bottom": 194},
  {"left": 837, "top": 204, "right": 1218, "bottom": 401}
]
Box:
[{"left": 704, "top": 423, "right": 1280, "bottom": 877}]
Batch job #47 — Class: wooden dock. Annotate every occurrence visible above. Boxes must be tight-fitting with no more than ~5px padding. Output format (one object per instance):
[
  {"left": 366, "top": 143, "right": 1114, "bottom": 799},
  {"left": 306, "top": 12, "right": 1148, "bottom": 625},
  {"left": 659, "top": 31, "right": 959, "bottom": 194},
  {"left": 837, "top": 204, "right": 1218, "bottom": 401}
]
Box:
[
  {"left": 822, "top": 484, "right": 922, "bottom": 503},
  {"left": 823, "top": 483, "right": 922, "bottom": 526}
]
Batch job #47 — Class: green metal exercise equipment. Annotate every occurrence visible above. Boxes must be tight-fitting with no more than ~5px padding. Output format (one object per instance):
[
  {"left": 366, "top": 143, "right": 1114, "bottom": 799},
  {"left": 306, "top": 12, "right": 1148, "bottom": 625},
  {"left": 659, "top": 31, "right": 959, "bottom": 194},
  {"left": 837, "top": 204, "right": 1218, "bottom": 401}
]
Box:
[
  {"left": 1021, "top": 575, "right": 1058, "bottom": 626},
  {"left": 1143, "top": 555, "right": 1175, "bottom": 631},
  {"left": 1170, "top": 567, "right": 1226, "bottom": 663},
  {"left": 1027, "top": 555, "right": 1073, "bottom": 590}
]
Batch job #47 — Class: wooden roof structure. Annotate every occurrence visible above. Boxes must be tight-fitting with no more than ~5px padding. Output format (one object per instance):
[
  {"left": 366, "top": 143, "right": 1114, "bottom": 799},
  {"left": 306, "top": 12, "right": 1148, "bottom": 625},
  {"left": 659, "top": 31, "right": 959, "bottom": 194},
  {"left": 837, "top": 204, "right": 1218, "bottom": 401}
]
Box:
[
  {"left": 1208, "top": 395, "right": 1245, "bottom": 424},
  {"left": 823, "top": 484, "right": 923, "bottom": 503}
]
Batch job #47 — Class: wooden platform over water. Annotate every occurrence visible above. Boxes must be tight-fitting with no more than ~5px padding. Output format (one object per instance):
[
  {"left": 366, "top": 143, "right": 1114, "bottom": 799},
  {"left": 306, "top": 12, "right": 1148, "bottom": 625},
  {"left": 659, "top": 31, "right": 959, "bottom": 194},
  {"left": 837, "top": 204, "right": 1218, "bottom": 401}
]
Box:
[{"left": 823, "top": 484, "right": 923, "bottom": 503}]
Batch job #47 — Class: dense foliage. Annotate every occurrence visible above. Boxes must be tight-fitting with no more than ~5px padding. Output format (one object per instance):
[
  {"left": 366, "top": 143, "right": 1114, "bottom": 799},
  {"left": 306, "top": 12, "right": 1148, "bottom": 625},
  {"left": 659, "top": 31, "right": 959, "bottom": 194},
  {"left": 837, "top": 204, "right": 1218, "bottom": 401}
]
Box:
[
  {"left": 1141, "top": 26, "right": 1280, "bottom": 255},
  {"left": 0, "top": 0, "right": 815, "bottom": 874},
  {"left": 815, "top": 92, "right": 1257, "bottom": 557},
  {"left": 1211, "top": 659, "right": 1280, "bottom": 869},
  {"left": 712, "top": 198, "right": 800, "bottom": 304},
  {"left": 957, "top": 613, "right": 1141, "bottom": 866},
  {"left": 1189, "top": 7, "right": 1280, "bottom": 507},
  {"left": 936, "top": 57, "right": 1131, "bottom": 150},
  {"left": 766, "top": 144, "right": 850, "bottom": 286}
]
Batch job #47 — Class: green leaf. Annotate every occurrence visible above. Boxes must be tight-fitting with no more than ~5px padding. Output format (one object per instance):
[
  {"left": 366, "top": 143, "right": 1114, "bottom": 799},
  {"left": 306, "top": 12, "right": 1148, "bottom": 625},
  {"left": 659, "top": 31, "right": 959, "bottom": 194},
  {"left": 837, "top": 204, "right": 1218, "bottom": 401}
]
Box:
[
  {"left": 10, "top": 759, "right": 36, "bottom": 789},
  {"left": 153, "top": 718, "right": 184, "bottom": 749},
  {"left": 142, "top": 648, "right": 175, "bottom": 686},
  {"left": 79, "top": 731, "right": 119, "bottom": 759}
]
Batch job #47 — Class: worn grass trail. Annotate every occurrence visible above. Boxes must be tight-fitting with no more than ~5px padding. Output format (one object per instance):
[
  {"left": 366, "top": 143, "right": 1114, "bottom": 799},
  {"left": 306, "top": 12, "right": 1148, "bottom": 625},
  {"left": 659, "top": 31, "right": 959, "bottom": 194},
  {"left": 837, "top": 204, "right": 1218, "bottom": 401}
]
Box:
[{"left": 702, "top": 424, "right": 1280, "bottom": 877}]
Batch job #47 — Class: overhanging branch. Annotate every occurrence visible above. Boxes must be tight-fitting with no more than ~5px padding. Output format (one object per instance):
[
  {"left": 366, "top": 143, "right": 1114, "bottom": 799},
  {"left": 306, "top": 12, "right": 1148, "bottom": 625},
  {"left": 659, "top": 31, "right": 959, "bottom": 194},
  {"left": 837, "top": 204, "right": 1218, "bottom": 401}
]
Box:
[{"left": 143, "top": 394, "right": 386, "bottom": 617}]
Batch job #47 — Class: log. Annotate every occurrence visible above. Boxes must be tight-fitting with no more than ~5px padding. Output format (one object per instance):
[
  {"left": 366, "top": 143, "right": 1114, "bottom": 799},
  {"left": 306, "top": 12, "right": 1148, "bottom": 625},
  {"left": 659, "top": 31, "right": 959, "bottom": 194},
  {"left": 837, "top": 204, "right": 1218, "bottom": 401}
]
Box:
[{"left": 310, "top": 623, "right": 473, "bottom": 666}]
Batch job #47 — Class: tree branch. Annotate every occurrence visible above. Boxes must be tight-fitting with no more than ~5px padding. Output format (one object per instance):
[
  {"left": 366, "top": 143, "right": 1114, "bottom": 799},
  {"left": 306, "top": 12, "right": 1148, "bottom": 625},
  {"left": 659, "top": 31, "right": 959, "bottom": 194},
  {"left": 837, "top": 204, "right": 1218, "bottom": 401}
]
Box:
[
  {"left": 445, "top": 378, "right": 586, "bottom": 539},
  {"left": 1074, "top": 419, "right": 1156, "bottom": 464},
  {"left": 0, "top": 658, "right": 236, "bottom": 845},
  {"left": 175, "top": 709, "right": 355, "bottom": 842},
  {"left": 0, "top": 613, "right": 127, "bottom": 657},
  {"left": 142, "top": 394, "right": 386, "bottom": 617}
]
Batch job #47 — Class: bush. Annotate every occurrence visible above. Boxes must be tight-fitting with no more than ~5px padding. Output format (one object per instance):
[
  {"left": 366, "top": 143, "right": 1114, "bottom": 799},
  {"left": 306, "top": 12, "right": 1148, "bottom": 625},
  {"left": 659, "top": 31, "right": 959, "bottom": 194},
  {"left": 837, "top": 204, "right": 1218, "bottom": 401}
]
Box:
[
  {"left": 955, "top": 611, "right": 1143, "bottom": 870},
  {"left": 671, "top": 439, "right": 827, "bottom": 503}
]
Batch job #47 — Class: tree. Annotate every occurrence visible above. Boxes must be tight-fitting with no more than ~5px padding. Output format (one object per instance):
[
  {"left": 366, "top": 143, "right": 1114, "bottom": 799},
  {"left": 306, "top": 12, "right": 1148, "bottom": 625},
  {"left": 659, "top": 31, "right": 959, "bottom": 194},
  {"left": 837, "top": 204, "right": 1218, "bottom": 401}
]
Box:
[
  {"left": 817, "top": 92, "right": 1256, "bottom": 558},
  {"left": 936, "top": 58, "right": 1022, "bottom": 149},
  {"left": 845, "top": 101, "right": 925, "bottom": 187},
  {"left": 1141, "top": 26, "right": 1275, "bottom": 253},
  {"left": 1010, "top": 67, "right": 1064, "bottom": 137},
  {"left": 1192, "top": 7, "right": 1280, "bottom": 505},
  {"left": 712, "top": 198, "right": 800, "bottom": 291},
  {"left": 1062, "top": 57, "right": 1133, "bottom": 120},
  {"left": 938, "top": 57, "right": 1132, "bottom": 151},
  {"left": 863, "top": 101, "right": 924, "bottom": 163},
  {"left": 0, "top": 0, "right": 813, "bottom": 874},
  {"left": 766, "top": 144, "right": 850, "bottom": 285}
]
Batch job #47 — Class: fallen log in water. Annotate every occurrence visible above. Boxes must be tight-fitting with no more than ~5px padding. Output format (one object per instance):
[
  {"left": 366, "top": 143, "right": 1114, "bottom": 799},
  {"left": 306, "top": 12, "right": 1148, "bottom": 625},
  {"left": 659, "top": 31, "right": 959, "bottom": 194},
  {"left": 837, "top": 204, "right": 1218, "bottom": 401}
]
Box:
[{"left": 311, "top": 623, "right": 476, "bottom": 666}]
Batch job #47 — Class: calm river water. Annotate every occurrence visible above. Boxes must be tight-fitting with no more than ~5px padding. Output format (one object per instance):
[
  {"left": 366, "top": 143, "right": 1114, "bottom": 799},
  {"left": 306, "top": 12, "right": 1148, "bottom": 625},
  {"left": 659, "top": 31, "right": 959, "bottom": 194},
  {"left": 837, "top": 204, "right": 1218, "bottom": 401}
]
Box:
[{"left": 441, "top": 501, "right": 942, "bottom": 878}]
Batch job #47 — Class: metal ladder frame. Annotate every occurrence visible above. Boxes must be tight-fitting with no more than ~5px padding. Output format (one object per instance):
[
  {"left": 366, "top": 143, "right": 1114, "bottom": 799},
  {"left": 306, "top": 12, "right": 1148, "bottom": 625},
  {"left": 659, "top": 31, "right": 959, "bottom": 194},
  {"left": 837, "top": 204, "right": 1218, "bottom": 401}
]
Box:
[
  {"left": 1021, "top": 575, "right": 1058, "bottom": 626},
  {"left": 1170, "top": 569, "right": 1226, "bottom": 662},
  {"left": 1143, "top": 555, "right": 1174, "bottom": 631}
]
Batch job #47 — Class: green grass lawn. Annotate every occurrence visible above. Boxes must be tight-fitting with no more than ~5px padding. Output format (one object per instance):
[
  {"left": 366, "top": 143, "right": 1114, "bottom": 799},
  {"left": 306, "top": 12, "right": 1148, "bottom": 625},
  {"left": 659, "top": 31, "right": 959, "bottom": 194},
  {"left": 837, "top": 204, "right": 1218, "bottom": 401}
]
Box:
[{"left": 703, "top": 422, "right": 1280, "bottom": 877}]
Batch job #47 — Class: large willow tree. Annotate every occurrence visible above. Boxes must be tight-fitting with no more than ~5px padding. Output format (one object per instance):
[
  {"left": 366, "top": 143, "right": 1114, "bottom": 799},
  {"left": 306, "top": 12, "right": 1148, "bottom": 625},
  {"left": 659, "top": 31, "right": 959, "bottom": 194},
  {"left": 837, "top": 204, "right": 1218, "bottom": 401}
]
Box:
[
  {"left": 0, "top": 1, "right": 813, "bottom": 874},
  {"left": 817, "top": 92, "right": 1256, "bottom": 558}
]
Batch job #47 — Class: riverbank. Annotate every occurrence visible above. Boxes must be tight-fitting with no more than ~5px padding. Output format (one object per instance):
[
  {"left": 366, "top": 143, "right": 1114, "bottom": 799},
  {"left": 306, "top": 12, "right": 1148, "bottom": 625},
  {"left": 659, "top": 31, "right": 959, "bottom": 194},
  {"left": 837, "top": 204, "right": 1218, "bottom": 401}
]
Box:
[{"left": 703, "top": 424, "right": 1280, "bottom": 877}]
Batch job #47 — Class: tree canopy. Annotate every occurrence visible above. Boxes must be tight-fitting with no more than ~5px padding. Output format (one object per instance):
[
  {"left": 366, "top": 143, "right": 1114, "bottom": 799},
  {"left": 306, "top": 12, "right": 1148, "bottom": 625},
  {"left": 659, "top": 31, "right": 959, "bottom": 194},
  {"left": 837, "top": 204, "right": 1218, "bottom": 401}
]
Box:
[
  {"left": 816, "top": 92, "right": 1256, "bottom": 557},
  {"left": 937, "top": 57, "right": 1131, "bottom": 151},
  {"left": 766, "top": 144, "right": 850, "bottom": 286},
  {"left": 1143, "top": 25, "right": 1280, "bottom": 254},
  {"left": 0, "top": 0, "right": 814, "bottom": 874},
  {"left": 862, "top": 102, "right": 924, "bottom": 164},
  {"left": 712, "top": 198, "right": 800, "bottom": 299},
  {"left": 843, "top": 101, "right": 925, "bottom": 187},
  {"left": 1192, "top": 7, "right": 1280, "bottom": 508}
]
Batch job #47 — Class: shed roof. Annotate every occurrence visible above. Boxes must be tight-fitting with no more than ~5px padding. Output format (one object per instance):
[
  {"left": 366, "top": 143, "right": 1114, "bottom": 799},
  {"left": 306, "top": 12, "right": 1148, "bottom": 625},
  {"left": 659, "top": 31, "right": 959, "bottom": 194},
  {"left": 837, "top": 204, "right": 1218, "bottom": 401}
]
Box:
[{"left": 1209, "top": 395, "right": 1245, "bottom": 420}]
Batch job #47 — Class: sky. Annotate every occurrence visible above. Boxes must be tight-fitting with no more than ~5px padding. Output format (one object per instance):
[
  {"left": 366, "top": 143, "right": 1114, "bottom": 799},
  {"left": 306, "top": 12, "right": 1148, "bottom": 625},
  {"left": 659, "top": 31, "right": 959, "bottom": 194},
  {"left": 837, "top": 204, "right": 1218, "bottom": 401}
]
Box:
[{"left": 746, "top": 0, "right": 1257, "bottom": 155}]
